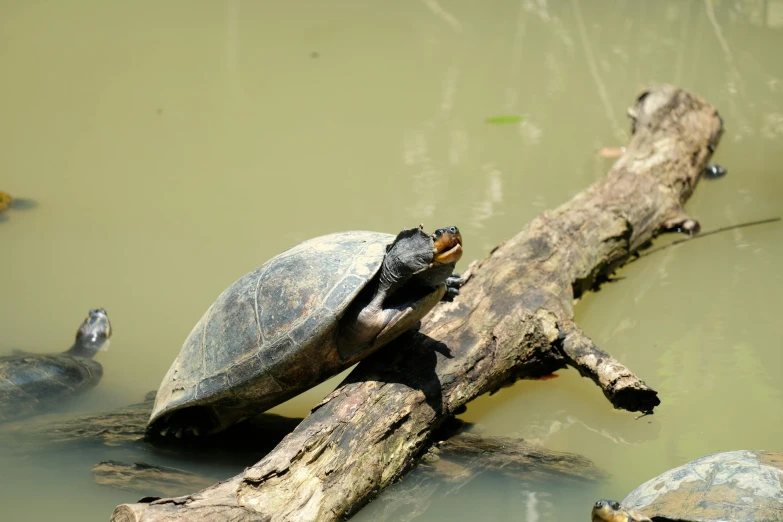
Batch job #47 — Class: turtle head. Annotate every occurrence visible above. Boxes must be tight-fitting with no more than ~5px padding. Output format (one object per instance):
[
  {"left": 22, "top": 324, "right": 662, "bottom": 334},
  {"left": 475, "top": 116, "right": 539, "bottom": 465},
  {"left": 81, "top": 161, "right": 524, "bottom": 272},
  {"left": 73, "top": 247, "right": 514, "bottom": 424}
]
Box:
[
  {"left": 591, "top": 500, "right": 646, "bottom": 522},
  {"left": 431, "top": 226, "right": 463, "bottom": 265},
  {"left": 69, "top": 308, "right": 112, "bottom": 358},
  {"left": 380, "top": 225, "right": 463, "bottom": 288}
]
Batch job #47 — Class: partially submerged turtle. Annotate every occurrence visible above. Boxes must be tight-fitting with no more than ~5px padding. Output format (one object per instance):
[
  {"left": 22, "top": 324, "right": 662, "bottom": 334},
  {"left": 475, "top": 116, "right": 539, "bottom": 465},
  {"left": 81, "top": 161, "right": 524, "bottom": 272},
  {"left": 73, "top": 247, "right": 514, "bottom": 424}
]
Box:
[
  {"left": 592, "top": 500, "right": 651, "bottom": 522},
  {"left": 0, "top": 308, "right": 112, "bottom": 422},
  {"left": 148, "top": 225, "right": 463, "bottom": 438},
  {"left": 592, "top": 450, "right": 783, "bottom": 522}
]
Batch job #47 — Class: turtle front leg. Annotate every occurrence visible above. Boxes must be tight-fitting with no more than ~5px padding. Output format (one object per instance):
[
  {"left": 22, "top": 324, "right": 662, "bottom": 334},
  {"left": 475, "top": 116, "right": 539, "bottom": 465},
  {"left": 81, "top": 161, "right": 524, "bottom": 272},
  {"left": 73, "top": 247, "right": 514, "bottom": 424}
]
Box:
[{"left": 442, "top": 273, "right": 463, "bottom": 302}]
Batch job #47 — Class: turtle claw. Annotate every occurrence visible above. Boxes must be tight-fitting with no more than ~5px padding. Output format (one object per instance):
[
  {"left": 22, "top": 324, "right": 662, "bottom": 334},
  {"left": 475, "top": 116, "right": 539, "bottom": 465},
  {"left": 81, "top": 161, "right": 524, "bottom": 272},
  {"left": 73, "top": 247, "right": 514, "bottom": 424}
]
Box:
[
  {"left": 159, "top": 427, "right": 169, "bottom": 437},
  {"left": 175, "top": 428, "right": 183, "bottom": 439},
  {"left": 663, "top": 208, "right": 700, "bottom": 236},
  {"left": 442, "top": 273, "right": 464, "bottom": 302}
]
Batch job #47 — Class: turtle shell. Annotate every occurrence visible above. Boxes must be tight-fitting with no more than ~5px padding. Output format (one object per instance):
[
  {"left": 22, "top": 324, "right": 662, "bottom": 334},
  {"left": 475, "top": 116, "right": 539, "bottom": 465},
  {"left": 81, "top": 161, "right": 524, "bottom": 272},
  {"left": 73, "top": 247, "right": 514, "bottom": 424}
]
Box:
[
  {"left": 149, "top": 230, "right": 442, "bottom": 432},
  {"left": 0, "top": 353, "right": 103, "bottom": 422},
  {"left": 623, "top": 450, "right": 783, "bottom": 522}
]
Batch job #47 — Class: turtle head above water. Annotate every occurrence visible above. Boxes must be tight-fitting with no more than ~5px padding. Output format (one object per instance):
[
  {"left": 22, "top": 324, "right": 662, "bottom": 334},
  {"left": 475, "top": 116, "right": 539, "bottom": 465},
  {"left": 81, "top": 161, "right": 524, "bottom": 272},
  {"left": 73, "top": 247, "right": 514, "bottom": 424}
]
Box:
[
  {"left": 591, "top": 500, "right": 651, "bottom": 522},
  {"left": 431, "top": 226, "right": 463, "bottom": 265},
  {"left": 68, "top": 308, "right": 112, "bottom": 358}
]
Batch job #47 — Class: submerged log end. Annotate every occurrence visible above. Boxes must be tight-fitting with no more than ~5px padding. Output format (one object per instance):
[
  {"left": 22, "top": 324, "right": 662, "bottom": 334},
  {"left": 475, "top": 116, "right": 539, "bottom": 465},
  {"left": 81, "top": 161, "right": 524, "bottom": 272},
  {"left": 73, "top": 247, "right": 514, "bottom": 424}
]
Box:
[
  {"left": 602, "top": 375, "right": 660, "bottom": 413},
  {"left": 559, "top": 323, "right": 660, "bottom": 413}
]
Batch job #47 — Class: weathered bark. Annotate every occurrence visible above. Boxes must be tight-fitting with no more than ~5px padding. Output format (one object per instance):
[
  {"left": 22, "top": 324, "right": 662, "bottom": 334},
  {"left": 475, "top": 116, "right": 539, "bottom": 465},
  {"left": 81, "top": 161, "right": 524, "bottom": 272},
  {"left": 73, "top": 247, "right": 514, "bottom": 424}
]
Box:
[{"left": 111, "top": 86, "right": 723, "bottom": 522}]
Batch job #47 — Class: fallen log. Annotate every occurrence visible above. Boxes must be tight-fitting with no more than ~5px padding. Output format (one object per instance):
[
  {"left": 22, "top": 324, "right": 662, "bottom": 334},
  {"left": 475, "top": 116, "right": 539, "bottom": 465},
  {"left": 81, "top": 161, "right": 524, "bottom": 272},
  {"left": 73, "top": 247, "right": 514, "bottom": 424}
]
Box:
[
  {"left": 93, "top": 461, "right": 219, "bottom": 499},
  {"left": 0, "top": 394, "right": 604, "bottom": 500},
  {"left": 93, "top": 426, "right": 605, "bottom": 500},
  {"left": 111, "top": 85, "right": 723, "bottom": 522},
  {"left": 368, "top": 427, "right": 608, "bottom": 522},
  {"left": 0, "top": 391, "right": 300, "bottom": 457}
]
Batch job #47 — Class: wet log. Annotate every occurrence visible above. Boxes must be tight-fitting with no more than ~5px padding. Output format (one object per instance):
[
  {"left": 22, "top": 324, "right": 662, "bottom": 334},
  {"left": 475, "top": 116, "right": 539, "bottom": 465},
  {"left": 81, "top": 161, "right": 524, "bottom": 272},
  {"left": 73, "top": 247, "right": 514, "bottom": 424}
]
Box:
[
  {"left": 4, "top": 392, "right": 158, "bottom": 447},
  {"left": 369, "top": 429, "right": 608, "bottom": 521},
  {"left": 429, "top": 430, "right": 607, "bottom": 484},
  {"left": 93, "top": 461, "right": 219, "bottom": 499},
  {"left": 1, "top": 394, "right": 603, "bottom": 499},
  {"left": 95, "top": 428, "right": 605, "bottom": 500},
  {"left": 111, "top": 85, "right": 723, "bottom": 522},
  {"left": 0, "top": 391, "right": 301, "bottom": 458}
]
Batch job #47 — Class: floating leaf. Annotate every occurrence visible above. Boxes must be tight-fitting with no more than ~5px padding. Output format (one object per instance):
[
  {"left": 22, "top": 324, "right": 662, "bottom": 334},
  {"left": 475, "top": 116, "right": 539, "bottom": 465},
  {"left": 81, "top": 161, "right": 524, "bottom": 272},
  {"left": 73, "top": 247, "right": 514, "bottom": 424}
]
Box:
[{"left": 485, "top": 115, "right": 524, "bottom": 125}]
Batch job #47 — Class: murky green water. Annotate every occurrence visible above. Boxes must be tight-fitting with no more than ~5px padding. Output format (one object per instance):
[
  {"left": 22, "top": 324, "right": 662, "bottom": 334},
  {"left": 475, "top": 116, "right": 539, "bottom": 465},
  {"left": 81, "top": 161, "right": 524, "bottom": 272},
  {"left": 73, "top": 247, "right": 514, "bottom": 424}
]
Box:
[{"left": 1, "top": 1, "right": 782, "bottom": 520}]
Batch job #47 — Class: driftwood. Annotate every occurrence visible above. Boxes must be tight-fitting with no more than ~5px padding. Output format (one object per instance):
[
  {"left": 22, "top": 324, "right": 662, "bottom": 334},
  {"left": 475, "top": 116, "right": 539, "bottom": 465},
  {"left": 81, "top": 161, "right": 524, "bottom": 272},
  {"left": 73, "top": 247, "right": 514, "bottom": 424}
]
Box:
[
  {"left": 0, "top": 393, "right": 603, "bottom": 498},
  {"left": 111, "top": 85, "right": 723, "bottom": 522},
  {"left": 0, "top": 391, "right": 300, "bottom": 458},
  {"left": 366, "top": 429, "right": 608, "bottom": 522},
  {"left": 429, "top": 429, "right": 607, "bottom": 484},
  {"left": 93, "top": 461, "right": 219, "bottom": 499},
  {"left": 92, "top": 429, "right": 604, "bottom": 500}
]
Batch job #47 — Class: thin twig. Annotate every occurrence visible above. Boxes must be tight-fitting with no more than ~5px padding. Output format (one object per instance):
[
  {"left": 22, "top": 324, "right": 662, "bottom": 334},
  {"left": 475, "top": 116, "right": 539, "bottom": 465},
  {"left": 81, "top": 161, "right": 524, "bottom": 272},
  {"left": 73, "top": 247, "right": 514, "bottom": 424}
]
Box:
[{"left": 636, "top": 217, "right": 781, "bottom": 260}]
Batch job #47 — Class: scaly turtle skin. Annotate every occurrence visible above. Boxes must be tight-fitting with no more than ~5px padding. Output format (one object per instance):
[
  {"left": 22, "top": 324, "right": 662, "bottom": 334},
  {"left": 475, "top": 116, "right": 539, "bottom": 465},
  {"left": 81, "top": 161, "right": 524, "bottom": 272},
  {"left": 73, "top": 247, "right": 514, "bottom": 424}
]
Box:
[
  {"left": 148, "top": 225, "right": 463, "bottom": 438},
  {"left": 0, "top": 308, "right": 112, "bottom": 422},
  {"left": 594, "top": 450, "right": 783, "bottom": 522}
]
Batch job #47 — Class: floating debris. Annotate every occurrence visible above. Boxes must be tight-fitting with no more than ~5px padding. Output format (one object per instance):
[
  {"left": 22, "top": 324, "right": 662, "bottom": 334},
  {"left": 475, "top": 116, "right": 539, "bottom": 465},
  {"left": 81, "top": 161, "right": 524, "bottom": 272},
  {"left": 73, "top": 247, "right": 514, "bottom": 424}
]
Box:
[{"left": 485, "top": 115, "right": 524, "bottom": 125}]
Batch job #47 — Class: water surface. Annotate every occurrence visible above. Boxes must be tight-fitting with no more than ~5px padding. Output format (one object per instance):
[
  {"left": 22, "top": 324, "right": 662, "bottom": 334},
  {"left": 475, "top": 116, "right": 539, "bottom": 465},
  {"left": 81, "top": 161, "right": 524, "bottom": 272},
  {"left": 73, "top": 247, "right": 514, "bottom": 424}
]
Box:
[{"left": 1, "top": 1, "right": 782, "bottom": 521}]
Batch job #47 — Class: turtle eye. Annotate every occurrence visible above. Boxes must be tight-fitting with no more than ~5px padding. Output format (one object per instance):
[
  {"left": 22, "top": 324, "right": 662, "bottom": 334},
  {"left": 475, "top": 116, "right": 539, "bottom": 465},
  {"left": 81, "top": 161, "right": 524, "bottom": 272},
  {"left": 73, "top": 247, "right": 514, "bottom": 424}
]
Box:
[
  {"left": 611, "top": 502, "right": 620, "bottom": 510},
  {"left": 448, "top": 226, "right": 459, "bottom": 234},
  {"left": 433, "top": 229, "right": 443, "bottom": 238}
]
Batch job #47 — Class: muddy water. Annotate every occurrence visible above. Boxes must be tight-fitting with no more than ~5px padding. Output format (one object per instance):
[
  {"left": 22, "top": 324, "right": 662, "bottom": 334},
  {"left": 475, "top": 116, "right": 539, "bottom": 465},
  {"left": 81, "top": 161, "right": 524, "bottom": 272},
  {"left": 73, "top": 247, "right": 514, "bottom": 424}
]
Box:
[{"left": 1, "top": 1, "right": 782, "bottom": 521}]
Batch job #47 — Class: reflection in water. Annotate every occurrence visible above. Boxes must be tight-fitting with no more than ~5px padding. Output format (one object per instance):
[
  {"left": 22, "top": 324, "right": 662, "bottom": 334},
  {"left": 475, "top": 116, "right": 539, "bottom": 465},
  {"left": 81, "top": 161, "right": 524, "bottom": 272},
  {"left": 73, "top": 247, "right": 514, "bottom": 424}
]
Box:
[
  {"left": 571, "top": 0, "right": 625, "bottom": 142},
  {"left": 421, "top": 0, "right": 463, "bottom": 33},
  {"left": 403, "top": 65, "right": 464, "bottom": 220},
  {"left": 223, "top": 0, "right": 249, "bottom": 107},
  {"left": 0, "top": 1, "right": 782, "bottom": 521},
  {"left": 471, "top": 164, "right": 503, "bottom": 230}
]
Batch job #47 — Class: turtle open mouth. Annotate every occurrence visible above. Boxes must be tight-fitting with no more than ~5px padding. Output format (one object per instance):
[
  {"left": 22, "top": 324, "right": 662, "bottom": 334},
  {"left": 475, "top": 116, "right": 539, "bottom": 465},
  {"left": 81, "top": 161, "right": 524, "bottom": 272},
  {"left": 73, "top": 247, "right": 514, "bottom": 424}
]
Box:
[{"left": 432, "top": 227, "right": 463, "bottom": 265}]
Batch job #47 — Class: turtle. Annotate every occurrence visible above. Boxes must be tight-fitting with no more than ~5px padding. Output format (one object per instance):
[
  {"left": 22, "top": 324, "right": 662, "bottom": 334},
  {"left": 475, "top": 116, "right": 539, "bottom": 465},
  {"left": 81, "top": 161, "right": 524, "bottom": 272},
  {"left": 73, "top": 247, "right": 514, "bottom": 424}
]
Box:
[
  {"left": 703, "top": 163, "right": 727, "bottom": 180},
  {"left": 0, "top": 308, "right": 112, "bottom": 422},
  {"left": 0, "top": 191, "right": 11, "bottom": 212},
  {"left": 592, "top": 450, "right": 783, "bottom": 522},
  {"left": 592, "top": 500, "right": 651, "bottom": 522},
  {"left": 148, "top": 225, "right": 464, "bottom": 439}
]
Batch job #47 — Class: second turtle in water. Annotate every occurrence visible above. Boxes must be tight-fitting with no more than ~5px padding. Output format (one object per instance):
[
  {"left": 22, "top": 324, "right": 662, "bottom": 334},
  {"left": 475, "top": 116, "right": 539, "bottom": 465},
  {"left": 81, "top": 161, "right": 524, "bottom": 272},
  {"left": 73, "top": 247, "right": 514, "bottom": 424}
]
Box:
[
  {"left": 592, "top": 450, "right": 783, "bottom": 522},
  {"left": 149, "top": 225, "right": 464, "bottom": 438},
  {"left": 0, "top": 308, "right": 112, "bottom": 422}
]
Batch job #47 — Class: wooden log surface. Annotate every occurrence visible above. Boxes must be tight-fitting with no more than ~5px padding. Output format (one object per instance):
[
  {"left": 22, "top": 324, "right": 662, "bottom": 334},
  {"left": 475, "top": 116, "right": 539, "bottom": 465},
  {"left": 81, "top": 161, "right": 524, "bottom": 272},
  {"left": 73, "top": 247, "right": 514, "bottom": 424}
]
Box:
[{"left": 111, "top": 85, "right": 723, "bottom": 522}]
